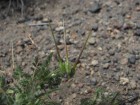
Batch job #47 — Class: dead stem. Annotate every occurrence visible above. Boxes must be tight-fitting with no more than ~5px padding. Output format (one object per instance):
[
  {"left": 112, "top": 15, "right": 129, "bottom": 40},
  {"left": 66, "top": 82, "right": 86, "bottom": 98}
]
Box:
[
  {"left": 49, "top": 23, "right": 63, "bottom": 62},
  {"left": 73, "top": 31, "right": 92, "bottom": 69},
  {"left": 63, "top": 18, "right": 69, "bottom": 61},
  {"left": 7, "top": 0, "right": 12, "bottom": 14},
  {"left": 20, "top": 0, "right": 24, "bottom": 17},
  {"left": 27, "top": 34, "right": 38, "bottom": 48},
  {"left": 7, "top": 0, "right": 24, "bottom": 17}
]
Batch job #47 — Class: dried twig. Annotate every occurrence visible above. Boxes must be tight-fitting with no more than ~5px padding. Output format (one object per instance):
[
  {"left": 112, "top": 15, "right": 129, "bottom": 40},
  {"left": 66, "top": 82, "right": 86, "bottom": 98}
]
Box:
[{"left": 27, "top": 34, "right": 38, "bottom": 48}]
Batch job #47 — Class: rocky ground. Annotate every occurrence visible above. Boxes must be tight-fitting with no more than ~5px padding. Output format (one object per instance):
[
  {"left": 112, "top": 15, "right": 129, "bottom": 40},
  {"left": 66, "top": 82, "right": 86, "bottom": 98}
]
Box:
[{"left": 0, "top": 0, "right": 140, "bottom": 105}]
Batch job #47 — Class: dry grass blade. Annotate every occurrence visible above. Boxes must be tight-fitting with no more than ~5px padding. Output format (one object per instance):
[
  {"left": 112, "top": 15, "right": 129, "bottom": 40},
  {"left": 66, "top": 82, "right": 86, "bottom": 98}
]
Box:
[
  {"left": 27, "top": 33, "right": 38, "bottom": 48},
  {"left": 20, "top": 0, "right": 24, "bottom": 17},
  {"left": 49, "top": 23, "right": 63, "bottom": 62},
  {"left": 73, "top": 31, "right": 92, "bottom": 69},
  {"left": 6, "top": 0, "right": 25, "bottom": 17},
  {"left": 63, "top": 18, "right": 69, "bottom": 60}
]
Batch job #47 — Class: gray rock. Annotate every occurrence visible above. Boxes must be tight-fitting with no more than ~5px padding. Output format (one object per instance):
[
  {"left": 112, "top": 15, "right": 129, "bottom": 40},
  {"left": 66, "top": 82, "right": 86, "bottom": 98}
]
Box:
[
  {"left": 91, "top": 60, "right": 99, "bottom": 66},
  {"left": 55, "top": 37, "right": 61, "bottom": 45},
  {"left": 114, "top": 73, "right": 120, "bottom": 81},
  {"left": 66, "top": 37, "right": 73, "bottom": 45},
  {"left": 23, "top": 39, "right": 32, "bottom": 46},
  {"left": 136, "top": 54, "right": 140, "bottom": 60},
  {"left": 78, "top": 29, "right": 85, "bottom": 36},
  {"left": 128, "top": 93, "right": 139, "bottom": 103},
  {"left": 71, "top": 93, "right": 77, "bottom": 99},
  {"left": 136, "top": 23, "right": 140, "bottom": 28},
  {"left": 88, "top": 2, "right": 101, "bottom": 13},
  {"left": 17, "top": 17, "right": 28, "bottom": 23},
  {"left": 112, "top": 57, "right": 118, "bottom": 63},
  {"left": 88, "top": 37, "right": 96, "bottom": 45},
  {"left": 92, "top": 24, "right": 98, "bottom": 31},
  {"left": 85, "top": 70, "right": 90, "bottom": 76},
  {"left": 128, "top": 55, "right": 136, "bottom": 64},
  {"left": 130, "top": 80, "right": 137, "bottom": 89},
  {"left": 108, "top": 49, "right": 115, "bottom": 56},
  {"left": 90, "top": 78, "right": 98, "bottom": 86},
  {"left": 103, "top": 63, "right": 110, "bottom": 69},
  {"left": 123, "top": 23, "right": 133, "bottom": 30},
  {"left": 134, "top": 29, "right": 140, "bottom": 36},
  {"left": 0, "top": 50, "right": 7, "bottom": 57}
]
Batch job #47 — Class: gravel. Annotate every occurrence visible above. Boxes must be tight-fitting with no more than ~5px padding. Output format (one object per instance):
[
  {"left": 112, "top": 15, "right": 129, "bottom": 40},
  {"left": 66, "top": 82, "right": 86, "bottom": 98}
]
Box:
[{"left": 0, "top": 0, "right": 140, "bottom": 104}]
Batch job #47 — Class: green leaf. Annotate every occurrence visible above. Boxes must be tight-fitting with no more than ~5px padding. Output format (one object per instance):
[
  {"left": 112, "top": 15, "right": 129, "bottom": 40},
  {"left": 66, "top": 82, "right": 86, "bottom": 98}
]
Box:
[
  {"left": 6, "top": 89, "right": 14, "bottom": 94},
  {"left": 0, "top": 88, "right": 4, "bottom": 93},
  {"left": 58, "top": 61, "right": 66, "bottom": 74},
  {"left": 13, "top": 66, "right": 23, "bottom": 79}
]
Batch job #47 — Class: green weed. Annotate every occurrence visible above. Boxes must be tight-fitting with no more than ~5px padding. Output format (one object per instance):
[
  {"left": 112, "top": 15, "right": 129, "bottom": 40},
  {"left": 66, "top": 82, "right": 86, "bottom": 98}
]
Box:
[
  {"left": 49, "top": 22, "right": 91, "bottom": 78},
  {"left": 0, "top": 53, "right": 61, "bottom": 105},
  {"left": 80, "top": 88, "right": 122, "bottom": 105}
]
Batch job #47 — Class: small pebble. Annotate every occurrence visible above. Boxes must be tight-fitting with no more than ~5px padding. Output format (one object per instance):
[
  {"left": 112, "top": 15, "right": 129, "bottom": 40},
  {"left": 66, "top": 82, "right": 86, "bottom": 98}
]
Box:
[
  {"left": 55, "top": 26, "right": 64, "bottom": 32},
  {"left": 88, "top": 37, "right": 96, "bottom": 45},
  {"left": 134, "top": 29, "right": 140, "bottom": 36},
  {"left": 128, "top": 55, "right": 136, "bottom": 64},
  {"left": 90, "top": 78, "right": 98, "bottom": 86},
  {"left": 92, "top": 24, "right": 98, "bottom": 31},
  {"left": 91, "top": 60, "right": 99, "bottom": 66},
  {"left": 120, "top": 77, "right": 129, "bottom": 85},
  {"left": 103, "top": 63, "right": 110, "bottom": 69},
  {"left": 72, "top": 93, "right": 77, "bottom": 99},
  {"left": 130, "top": 80, "right": 137, "bottom": 89},
  {"left": 88, "top": 2, "right": 101, "bottom": 13},
  {"left": 120, "top": 58, "right": 128, "bottom": 65}
]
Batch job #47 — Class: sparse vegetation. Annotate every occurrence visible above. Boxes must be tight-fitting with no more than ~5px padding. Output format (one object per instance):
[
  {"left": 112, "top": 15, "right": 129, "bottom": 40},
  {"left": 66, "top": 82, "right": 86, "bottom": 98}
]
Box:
[
  {"left": 0, "top": 18, "right": 124, "bottom": 105},
  {"left": 0, "top": 21, "right": 92, "bottom": 104},
  {"left": 0, "top": 22, "right": 123, "bottom": 104},
  {"left": 49, "top": 22, "right": 91, "bottom": 78},
  {"left": 0, "top": 0, "right": 29, "bottom": 16},
  {"left": 0, "top": 53, "right": 61, "bottom": 105},
  {"left": 80, "top": 88, "right": 122, "bottom": 105}
]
